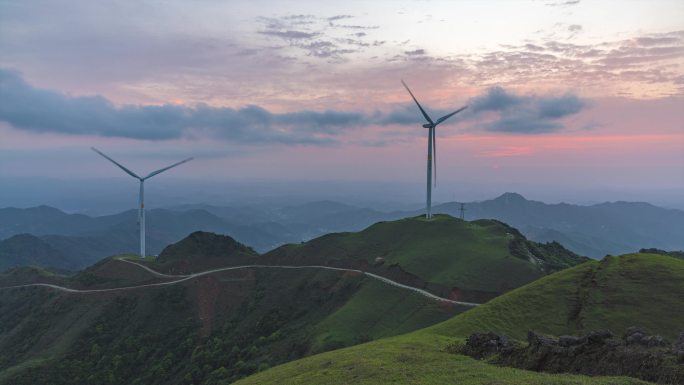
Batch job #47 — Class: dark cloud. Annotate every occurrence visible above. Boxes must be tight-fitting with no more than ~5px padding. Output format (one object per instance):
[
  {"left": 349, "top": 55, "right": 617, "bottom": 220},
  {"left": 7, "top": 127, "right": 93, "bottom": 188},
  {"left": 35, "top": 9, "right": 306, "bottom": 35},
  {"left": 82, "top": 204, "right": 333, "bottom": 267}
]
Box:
[
  {"left": 0, "top": 69, "right": 590, "bottom": 142},
  {"left": 327, "top": 15, "right": 353, "bottom": 21},
  {"left": 380, "top": 86, "right": 586, "bottom": 134},
  {"left": 537, "top": 94, "right": 585, "bottom": 118},
  {"left": 257, "top": 15, "right": 378, "bottom": 60},
  {"left": 375, "top": 105, "right": 419, "bottom": 125},
  {"left": 470, "top": 30, "right": 684, "bottom": 97},
  {"left": 258, "top": 30, "right": 318, "bottom": 40},
  {"left": 568, "top": 24, "right": 582, "bottom": 33},
  {"left": 405, "top": 49, "right": 426, "bottom": 56},
  {"left": 300, "top": 41, "right": 357, "bottom": 58},
  {"left": 524, "top": 43, "right": 545, "bottom": 52},
  {"left": 470, "top": 87, "right": 525, "bottom": 112},
  {"left": 545, "top": 0, "right": 581, "bottom": 7},
  {"left": 469, "top": 88, "right": 586, "bottom": 133},
  {"left": 487, "top": 116, "right": 562, "bottom": 134},
  {"left": 283, "top": 14, "right": 315, "bottom": 20},
  {"left": 336, "top": 38, "right": 369, "bottom": 48},
  {"left": 0, "top": 69, "right": 361, "bottom": 145},
  {"left": 635, "top": 36, "right": 682, "bottom": 46},
  {"left": 278, "top": 110, "right": 364, "bottom": 134},
  {"left": 330, "top": 24, "right": 379, "bottom": 30}
]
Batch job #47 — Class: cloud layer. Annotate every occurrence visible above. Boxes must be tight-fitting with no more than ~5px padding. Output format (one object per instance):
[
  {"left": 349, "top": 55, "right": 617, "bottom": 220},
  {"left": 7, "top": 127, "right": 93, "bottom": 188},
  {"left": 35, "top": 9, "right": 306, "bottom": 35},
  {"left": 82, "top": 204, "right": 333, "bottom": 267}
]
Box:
[
  {"left": 0, "top": 69, "right": 588, "bottom": 143},
  {"left": 470, "top": 87, "right": 586, "bottom": 133}
]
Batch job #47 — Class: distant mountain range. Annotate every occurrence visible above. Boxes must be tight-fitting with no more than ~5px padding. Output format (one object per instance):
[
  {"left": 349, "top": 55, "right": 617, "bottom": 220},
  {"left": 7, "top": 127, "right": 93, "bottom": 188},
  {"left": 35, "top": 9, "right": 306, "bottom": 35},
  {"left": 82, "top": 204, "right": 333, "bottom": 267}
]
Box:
[
  {"left": 431, "top": 192, "right": 684, "bottom": 258},
  {"left": 1, "top": 193, "right": 683, "bottom": 271}
]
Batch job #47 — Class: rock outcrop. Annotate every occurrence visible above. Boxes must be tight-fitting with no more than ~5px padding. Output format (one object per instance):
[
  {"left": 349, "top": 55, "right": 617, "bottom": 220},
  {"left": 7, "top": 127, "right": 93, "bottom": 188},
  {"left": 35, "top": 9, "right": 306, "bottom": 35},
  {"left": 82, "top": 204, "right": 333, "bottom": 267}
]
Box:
[{"left": 458, "top": 328, "right": 684, "bottom": 385}]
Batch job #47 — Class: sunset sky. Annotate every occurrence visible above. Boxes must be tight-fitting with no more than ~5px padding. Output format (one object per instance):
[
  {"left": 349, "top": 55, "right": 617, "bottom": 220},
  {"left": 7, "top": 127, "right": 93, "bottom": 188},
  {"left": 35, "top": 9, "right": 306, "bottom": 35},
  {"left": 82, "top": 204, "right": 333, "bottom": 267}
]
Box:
[{"left": 1, "top": 0, "right": 683, "bottom": 209}]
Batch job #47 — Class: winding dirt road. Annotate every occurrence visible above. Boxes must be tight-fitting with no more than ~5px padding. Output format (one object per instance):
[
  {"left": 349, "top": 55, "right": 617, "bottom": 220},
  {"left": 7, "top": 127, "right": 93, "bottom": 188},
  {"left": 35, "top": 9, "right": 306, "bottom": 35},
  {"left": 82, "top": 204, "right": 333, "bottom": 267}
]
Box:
[{"left": 0, "top": 259, "right": 480, "bottom": 307}]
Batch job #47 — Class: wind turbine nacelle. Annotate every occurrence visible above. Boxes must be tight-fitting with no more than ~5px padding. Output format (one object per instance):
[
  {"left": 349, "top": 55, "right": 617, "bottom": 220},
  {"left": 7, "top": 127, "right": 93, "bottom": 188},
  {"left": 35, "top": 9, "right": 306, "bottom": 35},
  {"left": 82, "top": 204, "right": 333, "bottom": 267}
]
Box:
[{"left": 422, "top": 123, "right": 433, "bottom": 128}]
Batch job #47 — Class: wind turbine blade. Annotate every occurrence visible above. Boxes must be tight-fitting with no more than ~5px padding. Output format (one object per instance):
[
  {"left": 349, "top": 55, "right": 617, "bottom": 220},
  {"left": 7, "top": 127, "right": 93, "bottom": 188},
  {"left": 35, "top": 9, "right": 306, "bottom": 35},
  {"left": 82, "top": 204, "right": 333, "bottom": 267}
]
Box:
[
  {"left": 401, "top": 80, "right": 434, "bottom": 125},
  {"left": 432, "top": 127, "right": 437, "bottom": 187},
  {"left": 143, "top": 157, "right": 193, "bottom": 180},
  {"left": 434, "top": 105, "right": 468, "bottom": 126},
  {"left": 91, "top": 147, "right": 141, "bottom": 179}
]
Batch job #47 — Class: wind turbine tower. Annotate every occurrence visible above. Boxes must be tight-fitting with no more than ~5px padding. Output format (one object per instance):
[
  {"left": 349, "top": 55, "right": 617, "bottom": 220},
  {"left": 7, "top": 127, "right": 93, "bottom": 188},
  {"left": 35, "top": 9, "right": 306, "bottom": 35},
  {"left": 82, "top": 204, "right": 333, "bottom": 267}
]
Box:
[
  {"left": 91, "top": 147, "right": 193, "bottom": 257},
  {"left": 402, "top": 80, "right": 467, "bottom": 219},
  {"left": 459, "top": 202, "right": 466, "bottom": 220}
]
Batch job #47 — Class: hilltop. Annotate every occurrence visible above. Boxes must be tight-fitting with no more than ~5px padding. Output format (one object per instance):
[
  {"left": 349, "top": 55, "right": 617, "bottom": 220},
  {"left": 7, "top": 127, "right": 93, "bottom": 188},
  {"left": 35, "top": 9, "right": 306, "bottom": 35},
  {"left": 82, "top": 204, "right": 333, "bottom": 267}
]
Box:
[
  {"left": 264, "top": 215, "right": 587, "bottom": 302},
  {"left": 234, "top": 253, "right": 683, "bottom": 384},
  {"left": 154, "top": 231, "right": 259, "bottom": 273},
  {"left": 0, "top": 234, "right": 75, "bottom": 271}
]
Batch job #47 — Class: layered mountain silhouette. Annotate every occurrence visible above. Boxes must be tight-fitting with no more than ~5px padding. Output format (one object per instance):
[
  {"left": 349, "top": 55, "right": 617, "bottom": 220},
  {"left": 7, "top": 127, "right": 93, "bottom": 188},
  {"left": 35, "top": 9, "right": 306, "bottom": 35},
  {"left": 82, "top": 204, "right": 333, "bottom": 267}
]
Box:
[{"left": 1, "top": 193, "right": 683, "bottom": 271}]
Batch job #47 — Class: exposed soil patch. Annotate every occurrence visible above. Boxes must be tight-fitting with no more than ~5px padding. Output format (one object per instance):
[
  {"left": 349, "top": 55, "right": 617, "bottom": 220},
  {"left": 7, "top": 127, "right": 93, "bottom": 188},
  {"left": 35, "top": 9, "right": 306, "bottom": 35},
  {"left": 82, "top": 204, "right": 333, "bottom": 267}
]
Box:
[{"left": 192, "top": 269, "right": 256, "bottom": 337}]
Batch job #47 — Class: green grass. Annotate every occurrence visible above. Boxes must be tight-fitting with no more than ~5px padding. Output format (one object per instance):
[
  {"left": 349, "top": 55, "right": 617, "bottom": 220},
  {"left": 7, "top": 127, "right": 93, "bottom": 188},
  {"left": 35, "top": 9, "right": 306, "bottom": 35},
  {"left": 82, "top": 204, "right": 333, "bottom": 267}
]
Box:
[
  {"left": 265, "top": 215, "right": 586, "bottom": 297},
  {"left": 234, "top": 253, "right": 682, "bottom": 385},
  {"left": 233, "top": 332, "right": 648, "bottom": 385},
  {"left": 310, "top": 279, "right": 464, "bottom": 353},
  {"left": 427, "top": 252, "right": 684, "bottom": 340},
  {"left": 0, "top": 265, "right": 68, "bottom": 287},
  {"left": 0, "top": 220, "right": 596, "bottom": 385}
]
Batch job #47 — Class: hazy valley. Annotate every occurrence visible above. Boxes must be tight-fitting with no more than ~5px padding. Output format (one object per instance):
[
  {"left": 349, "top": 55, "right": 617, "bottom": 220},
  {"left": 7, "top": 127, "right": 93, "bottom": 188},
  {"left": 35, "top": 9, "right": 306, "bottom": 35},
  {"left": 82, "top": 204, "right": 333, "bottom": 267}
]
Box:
[{"left": 2, "top": 193, "right": 683, "bottom": 274}]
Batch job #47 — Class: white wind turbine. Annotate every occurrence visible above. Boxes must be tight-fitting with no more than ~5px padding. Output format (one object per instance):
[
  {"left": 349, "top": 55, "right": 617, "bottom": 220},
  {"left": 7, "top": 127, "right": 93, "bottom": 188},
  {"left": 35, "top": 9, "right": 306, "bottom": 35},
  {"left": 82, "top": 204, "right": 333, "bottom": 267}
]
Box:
[
  {"left": 91, "top": 147, "right": 193, "bottom": 256},
  {"left": 402, "top": 80, "right": 467, "bottom": 219}
]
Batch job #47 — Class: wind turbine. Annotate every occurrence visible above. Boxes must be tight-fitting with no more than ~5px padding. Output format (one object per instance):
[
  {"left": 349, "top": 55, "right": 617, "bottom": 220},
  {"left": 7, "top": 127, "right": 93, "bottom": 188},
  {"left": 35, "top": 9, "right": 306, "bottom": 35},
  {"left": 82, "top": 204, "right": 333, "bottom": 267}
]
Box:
[
  {"left": 402, "top": 80, "right": 467, "bottom": 219},
  {"left": 91, "top": 147, "right": 193, "bottom": 257}
]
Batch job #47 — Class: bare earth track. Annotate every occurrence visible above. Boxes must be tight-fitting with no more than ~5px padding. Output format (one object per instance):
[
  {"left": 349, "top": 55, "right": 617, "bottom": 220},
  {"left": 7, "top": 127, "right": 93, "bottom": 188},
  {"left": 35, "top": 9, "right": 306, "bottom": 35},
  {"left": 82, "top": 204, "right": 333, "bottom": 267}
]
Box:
[{"left": 0, "top": 259, "right": 480, "bottom": 306}]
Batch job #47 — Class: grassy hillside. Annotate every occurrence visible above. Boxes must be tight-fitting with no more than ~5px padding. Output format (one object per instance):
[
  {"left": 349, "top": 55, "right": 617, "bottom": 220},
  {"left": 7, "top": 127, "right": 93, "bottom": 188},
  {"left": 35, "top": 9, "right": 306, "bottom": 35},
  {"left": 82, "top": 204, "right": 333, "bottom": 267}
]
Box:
[
  {"left": 0, "top": 217, "right": 590, "bottom": 385},
  {"left": 434, "top": 192, "right": 684, "bottom": 258},
  {"left": 0, "top": 231, "right": 462, "bottom": 385},
  {"left": 310, "top": 279, "right": 470, "bottom": 353},
  {"left": 0, "top": 234, "right": 75, "bottom": 272},
  {"left": 0, "top": 265, "right": 68, "bottom": 287},
  {"left": 427, "top": 252, "right": 684, "bottom": 340},
  {"left": 264, "top": 215, "right": 587, "bottom": 302},
  {"left": 153, "top": 231, "right": 259, "bottom": 273},
  {"left": 235, "top": 253, "right": 682, "bottom": 384},
  {"left": 233, "top": 332, "right": 647, "bottom": 385},
  {"left": 0, "top": 267, "right": 461, "bottom": 385}
]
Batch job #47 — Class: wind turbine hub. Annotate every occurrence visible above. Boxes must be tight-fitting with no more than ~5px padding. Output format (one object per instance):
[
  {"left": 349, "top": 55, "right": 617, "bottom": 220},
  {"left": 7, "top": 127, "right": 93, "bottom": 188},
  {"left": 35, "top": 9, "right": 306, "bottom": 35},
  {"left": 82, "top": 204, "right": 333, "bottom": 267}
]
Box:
[{"left": 422, "top": 123, "right": 433, "bottom": 128}]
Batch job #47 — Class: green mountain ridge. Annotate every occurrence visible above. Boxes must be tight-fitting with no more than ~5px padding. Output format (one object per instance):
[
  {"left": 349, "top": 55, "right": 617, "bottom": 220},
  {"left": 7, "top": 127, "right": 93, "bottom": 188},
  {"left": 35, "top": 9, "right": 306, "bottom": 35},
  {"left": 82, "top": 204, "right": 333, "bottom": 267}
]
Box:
[
  {"left": 234, "top": 252, "right": 684, "bottom": 385},
  {"left": 428, "top": 252, "right": 684, "bottom": 340},
  {"left": 0, "top": 215, "right": 586, "bottom": 384},
  {"left": 263, "top": 215, "right": 588, "bottom": 302},
  {"left": 0, "top": 234, "right": 75, "bottom": 272}
]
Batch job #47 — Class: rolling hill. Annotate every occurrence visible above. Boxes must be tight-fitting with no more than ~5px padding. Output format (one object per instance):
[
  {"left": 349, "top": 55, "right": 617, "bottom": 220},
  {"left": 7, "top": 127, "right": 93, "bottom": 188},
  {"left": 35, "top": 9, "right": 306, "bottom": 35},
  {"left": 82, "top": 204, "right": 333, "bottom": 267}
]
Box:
[
  {"left": 3, "top": 194, "right": 682, "bottom": 272},
  {"left": 0, "top": 216, "right": 586, "bottom": 384},
  {"left": 0, "top": 207, "right": 291, "bottom": 271},
  {"left": 233, "top": 252, "right": 683, "bottom": 385},
  {"left": 0, "top": 234, "right": 75, "bottom": 272},
  {"left": 262, "top": 215, "right": 588, "bottom": 303}
]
